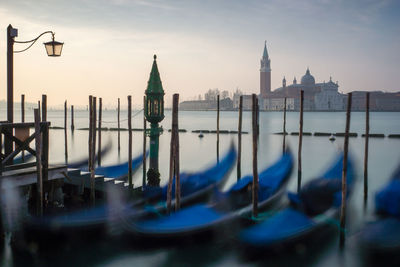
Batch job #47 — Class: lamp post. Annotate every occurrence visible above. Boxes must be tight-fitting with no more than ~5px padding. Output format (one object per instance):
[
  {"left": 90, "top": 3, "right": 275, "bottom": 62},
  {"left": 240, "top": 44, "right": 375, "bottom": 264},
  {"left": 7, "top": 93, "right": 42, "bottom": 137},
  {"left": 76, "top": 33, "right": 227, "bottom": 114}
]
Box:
[
  {"left": 144, "top": 55, "right": 165, "bottom": 186},
  {"left": 5, "top": 24, "right": 63, "bottom": 161}
]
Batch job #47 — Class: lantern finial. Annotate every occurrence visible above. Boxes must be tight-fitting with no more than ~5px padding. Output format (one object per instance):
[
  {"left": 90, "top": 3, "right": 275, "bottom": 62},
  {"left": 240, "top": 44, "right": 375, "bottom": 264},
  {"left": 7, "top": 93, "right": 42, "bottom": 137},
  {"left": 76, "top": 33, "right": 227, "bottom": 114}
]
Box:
[{"left": 146, "top": 55, "right": 164, "bottom": 95}]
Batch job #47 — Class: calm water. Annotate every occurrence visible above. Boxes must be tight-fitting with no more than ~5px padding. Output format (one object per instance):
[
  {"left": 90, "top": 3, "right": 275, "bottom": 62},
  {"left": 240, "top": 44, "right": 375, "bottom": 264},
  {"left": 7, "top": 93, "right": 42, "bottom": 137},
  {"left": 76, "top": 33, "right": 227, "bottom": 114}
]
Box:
[{"left": 2, "top": 109, "right": 400, "bottom": 266}]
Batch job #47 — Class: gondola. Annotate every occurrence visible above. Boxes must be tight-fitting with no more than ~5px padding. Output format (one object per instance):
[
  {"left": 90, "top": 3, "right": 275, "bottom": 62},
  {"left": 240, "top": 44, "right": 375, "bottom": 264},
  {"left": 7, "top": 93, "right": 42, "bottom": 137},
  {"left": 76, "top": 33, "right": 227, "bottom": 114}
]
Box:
[
  {"left": 133, "top": 143, "right": 237, "bottom": 209},
  {"left": 67, "top": 142, "right": 112, "bottom": 169},
  {"left": 86, "top": 150, "right": 148, "bottom": 179},
  {"left": 239, "top": 153, "right": 354, "bottom": 254},
  {"left": 358, "top": 165, "right": 400, "bottom": 262},
  {"left": 22, "top": 150, "right": 147, "bottom": 244},
  {"left": 128, "top": 150, "right": 293, "bottom": 241},
  {"left": 22, "top": 145, "right": 237, "bottom": 243}
]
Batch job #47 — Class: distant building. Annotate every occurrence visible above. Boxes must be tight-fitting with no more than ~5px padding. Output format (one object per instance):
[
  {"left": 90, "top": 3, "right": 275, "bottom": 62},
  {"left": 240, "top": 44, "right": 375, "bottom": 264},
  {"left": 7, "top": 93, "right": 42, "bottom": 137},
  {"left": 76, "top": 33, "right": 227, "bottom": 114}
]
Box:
[
  {"left": 258, "top": 42, "right": 346, "bottom": 111},
  {"left": 260, "top": 41, "right": 271, "bottom": 98},
  {"left": 232, "top": 93, "right": 253, "bottom": 110},
  {"left": 183, "top": 42, "right": 400, "bottom": 112},
  {"left": 179, "top": 100, "right": 214, "bottom": 110},
  {"left": 220, "top": 98, "right": 233, "bottom": 110},
  {"left": 179, "top": 98, "right": 233, "bottom": 111},
  {"left": 351, "top": 91, "right": 400, "bottom": 111}
]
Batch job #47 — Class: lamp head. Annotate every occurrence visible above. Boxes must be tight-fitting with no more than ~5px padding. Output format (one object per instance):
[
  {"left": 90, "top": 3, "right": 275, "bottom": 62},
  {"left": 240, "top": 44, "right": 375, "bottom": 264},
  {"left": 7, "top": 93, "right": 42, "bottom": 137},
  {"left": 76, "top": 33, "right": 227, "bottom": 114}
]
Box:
[{"left": 44, "top": 33, "right": 63, "bottom": 57}]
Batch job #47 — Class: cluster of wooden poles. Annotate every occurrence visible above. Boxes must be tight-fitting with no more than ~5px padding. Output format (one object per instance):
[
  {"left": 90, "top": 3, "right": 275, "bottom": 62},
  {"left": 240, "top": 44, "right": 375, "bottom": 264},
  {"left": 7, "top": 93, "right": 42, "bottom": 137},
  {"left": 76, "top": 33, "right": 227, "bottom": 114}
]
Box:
[
  {"left": 25, "top": 90, "right": 372, "bottom": 246},
  {"left": 85, "top": 94, "right": 181, "bottom": 210},
  {"left": 12, "top": 94, "right": 50, "bottom": 215},
  {"left": 22, "top": 94, "right": 77, "bottom": 214},
  {"left": 215, "top": 91, "right": 371, "bottom": 247},
  {"left": 86, "top": 95, "right": 149, "bottom": 204},
  {"left": 20, "top": 94, "right": 147, "bottom": 206}
]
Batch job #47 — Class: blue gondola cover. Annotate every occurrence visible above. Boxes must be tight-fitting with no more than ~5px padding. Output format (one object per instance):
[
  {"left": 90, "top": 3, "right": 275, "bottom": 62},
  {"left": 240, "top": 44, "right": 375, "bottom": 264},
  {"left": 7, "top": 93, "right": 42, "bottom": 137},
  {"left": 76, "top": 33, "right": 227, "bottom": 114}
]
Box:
[
  {"left": 375, "top": 178, "right": 400, "bottom": 217},
  {"left": 240, "top": 153, "right": 354, "bottom": 247},
  {"left": 133, "top": 151, "right": 293, "bottom": 235}
]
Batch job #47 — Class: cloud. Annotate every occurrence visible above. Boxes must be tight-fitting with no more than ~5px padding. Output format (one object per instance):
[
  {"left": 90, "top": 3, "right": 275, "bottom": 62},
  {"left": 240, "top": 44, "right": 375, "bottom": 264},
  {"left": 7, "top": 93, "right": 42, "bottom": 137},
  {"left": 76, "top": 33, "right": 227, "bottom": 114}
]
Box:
[{"left": 109, "top": 0, "right": 180, "bottom": 10}]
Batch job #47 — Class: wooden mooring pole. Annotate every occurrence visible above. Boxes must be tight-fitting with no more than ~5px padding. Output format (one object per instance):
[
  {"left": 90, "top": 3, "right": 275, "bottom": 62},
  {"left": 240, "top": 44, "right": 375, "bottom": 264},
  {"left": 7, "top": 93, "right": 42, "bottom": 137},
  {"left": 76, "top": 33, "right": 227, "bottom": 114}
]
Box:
[
  {"left": 21, "top": 94, "right": 25, "bottom": 123},
  {"left": 21, "top": 94, "right": 25, "bottom": 161},
  {"left": 88, "top": 96, "right": 93, "bottom": 172},
  {"left": 128, "top": 95, "right": 133, "bottom": 190},
  {"left": 167, "top": 102, "right": 175, "bottom": 214},
  {"left": 340, "top": 92, "right": 352, "bottom": 248},
  {"left": 256, "top": 98, "right": 260, "bottom": 136},
  {"left": 173, "top": 94, "right": 181, "bottom": 211},
  {"left": 34, "top": 108, "right": 43, "bottom": 216},
  {"left": 71, "top": 105, "right": 75, "bottom": 131},
  {"left": 88, "top": 96, "right": 93, "bottom": 199},
  {"left": 364, "top": 92, "right": 370, "bottom": 205},
  {"left": 93, "top": 97, "right": 97, "bottom": 165},
  {"left": 118, "top": 98, "right": 121, "bottom": 152},
  {"left": 142, "top": 96, "right": 147, "bottom": 189},
  {"left": 237, "top": 95, "right": 243, "bottom": 180},
  {"left": 42, "top": 95, "right": 50, "bottom": 196},
  {"left": 64, "top": 100, "right": 68, "bottom": 163},
  {"left": 92, "top": 96, "right": 97, "bottom": 203},
  {"left": 41, "top": 95, "right": 48, "bottom": 178},
  {"left": 283, "top": 97, "right": 287, "bottom": 153},
  {"left": 167, "top": 117, "right": 175, "bottom": 214},
  {"left": 167, "top": 94, "right": 180, "bottom": 213},
  {"left": 217, "top": 95, "right": 220, "bottom": 163},
  {"left": 252, "top": 94, "right": 259, "bottom": 218},
  {"left": 298, "top": 90, "right": 304, "bottom": 192},
  {"left": 89, "top": 96, "right": 95, "bottom": 204},
  {"left": 98, "top": 97, "right": 102, "bottom": 166},
  {"left": 42, "top": 94, "right": 47, "bottom": 122}
]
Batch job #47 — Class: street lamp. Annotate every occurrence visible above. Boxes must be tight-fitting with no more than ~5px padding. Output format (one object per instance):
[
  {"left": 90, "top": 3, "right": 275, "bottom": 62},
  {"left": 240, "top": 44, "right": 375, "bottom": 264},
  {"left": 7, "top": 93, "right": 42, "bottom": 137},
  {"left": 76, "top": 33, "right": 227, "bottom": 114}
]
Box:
[
  {"left": 144, "top": 55, "right": 165, "bottom": 186},
  {"left": 5, "top": 24, "right": 63, "bottom": 160}
]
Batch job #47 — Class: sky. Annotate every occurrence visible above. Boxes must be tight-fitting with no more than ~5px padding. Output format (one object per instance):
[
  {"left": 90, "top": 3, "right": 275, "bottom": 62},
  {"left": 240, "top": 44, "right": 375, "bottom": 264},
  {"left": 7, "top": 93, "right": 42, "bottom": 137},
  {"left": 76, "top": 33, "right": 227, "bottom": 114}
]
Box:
[{"left": 0, "top": 0, "right": 399, "bottom": 108}]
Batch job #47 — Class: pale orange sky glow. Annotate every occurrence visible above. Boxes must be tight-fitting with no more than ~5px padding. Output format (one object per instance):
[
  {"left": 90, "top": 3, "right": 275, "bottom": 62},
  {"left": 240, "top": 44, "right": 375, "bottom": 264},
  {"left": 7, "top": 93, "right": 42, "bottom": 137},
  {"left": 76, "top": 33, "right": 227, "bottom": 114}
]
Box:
[{"left": 1, "top": 0, "right": 399, "bottom": 108}]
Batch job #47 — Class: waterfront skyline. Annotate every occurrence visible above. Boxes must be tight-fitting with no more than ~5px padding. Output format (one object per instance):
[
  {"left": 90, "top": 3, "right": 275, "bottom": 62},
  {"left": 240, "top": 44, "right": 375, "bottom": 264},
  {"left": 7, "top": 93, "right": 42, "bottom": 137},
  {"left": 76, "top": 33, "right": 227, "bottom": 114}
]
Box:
[{"left": 0, "top": 0, "right": 399, "bottom": 108}]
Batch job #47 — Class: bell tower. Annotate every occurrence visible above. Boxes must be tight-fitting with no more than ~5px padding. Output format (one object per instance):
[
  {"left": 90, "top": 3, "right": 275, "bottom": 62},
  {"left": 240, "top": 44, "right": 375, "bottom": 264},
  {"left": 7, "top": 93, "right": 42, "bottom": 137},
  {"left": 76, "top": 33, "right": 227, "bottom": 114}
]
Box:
[{"left": 260, "top": 41, "right": 271, "bottom": 97}]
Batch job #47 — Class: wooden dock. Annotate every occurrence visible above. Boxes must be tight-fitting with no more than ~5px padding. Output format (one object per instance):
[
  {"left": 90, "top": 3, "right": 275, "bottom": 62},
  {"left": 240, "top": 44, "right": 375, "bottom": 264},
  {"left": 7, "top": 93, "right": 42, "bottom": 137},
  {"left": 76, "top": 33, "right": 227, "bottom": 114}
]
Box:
[
  {"left": 0, "top": 164, "right": 67, "bottom": 189},
  {"left": 64, "top": 168, "right": 131, "bottom": 192}
]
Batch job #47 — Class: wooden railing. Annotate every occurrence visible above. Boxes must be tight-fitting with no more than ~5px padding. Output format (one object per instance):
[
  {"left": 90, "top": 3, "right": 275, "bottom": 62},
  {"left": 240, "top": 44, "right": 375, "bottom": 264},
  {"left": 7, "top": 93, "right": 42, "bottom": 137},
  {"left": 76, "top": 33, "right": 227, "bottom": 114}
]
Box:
[{"left": 0, "top": 121, "right": 49, "bottom": 177}]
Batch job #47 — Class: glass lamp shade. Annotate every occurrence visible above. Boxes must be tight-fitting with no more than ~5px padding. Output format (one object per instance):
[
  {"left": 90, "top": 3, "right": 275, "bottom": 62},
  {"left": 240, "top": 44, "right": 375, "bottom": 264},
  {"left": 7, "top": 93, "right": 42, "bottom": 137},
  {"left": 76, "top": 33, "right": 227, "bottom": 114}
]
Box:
[
  {"left": 44, "top": 40, "right": 63, "bottom": 57},
  {"left": 145, "top": 96, "right": 165, "bottom": 123}
]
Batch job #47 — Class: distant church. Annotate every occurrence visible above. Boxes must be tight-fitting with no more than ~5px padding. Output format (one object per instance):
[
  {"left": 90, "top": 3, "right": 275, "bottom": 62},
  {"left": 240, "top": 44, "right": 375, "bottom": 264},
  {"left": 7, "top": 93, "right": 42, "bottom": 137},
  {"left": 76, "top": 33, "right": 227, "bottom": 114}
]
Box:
[{"left": 258, "top": 42, "right": 346, "bottom": 111}]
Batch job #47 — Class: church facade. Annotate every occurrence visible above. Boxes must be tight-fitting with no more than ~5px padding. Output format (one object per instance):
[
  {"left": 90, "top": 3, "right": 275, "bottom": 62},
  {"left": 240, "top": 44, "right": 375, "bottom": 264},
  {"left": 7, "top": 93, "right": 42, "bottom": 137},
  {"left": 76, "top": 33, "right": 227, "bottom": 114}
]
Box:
[{"left": 258, "top": 42, "right": 346, "bottom": 111}]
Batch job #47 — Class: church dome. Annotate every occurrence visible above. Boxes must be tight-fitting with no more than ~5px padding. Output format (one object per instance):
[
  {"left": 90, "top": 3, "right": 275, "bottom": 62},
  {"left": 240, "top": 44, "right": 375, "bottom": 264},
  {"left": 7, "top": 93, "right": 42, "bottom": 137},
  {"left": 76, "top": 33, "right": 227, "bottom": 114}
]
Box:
[{"left": 301, "top": 68, "right": 315, "bottom": 86}]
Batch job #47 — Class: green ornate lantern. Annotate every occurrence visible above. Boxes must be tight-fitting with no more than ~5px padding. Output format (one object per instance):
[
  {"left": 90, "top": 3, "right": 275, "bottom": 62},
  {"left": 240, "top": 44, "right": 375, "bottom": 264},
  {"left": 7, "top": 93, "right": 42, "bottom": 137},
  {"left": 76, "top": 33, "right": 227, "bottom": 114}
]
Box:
[
  {"left": 145, "top": 55, "right": 165, "bottom": 186},
  {"left": 145, "top": 55, "right": 165, "bottom": 123}
]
